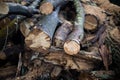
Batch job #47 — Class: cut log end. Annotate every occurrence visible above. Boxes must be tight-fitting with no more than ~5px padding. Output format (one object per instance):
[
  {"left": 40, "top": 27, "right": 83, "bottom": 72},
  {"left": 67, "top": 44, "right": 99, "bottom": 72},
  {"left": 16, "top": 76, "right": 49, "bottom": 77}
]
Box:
[
  {"left": 84, "top": 14, "right": 98, "bottom": 31},
  {"left": 25, "top": 28, "right": 51, "bottom": 53},
  {"left": 64, "top": 40, "right": 80, "bottom": 55},
  {"left": 39, "top": 2, "right": 53, "bottom": 15}
]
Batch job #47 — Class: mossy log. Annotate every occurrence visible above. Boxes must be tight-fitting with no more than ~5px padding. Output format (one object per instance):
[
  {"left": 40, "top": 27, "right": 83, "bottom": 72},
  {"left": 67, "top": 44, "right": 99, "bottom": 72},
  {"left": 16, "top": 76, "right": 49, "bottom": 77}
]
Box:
[
  {"left": 25, "top": 6, "right": 60, "bottom": 53},
  {"left": 64, "top": 0, "right": 85, "bottom": 55}
]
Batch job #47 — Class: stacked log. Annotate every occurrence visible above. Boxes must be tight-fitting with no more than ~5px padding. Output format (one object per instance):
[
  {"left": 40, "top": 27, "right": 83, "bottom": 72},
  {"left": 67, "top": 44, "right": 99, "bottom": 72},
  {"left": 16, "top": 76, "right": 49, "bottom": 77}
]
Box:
[{"left": 0, "top": 0, "right": 120, "bottom": 79}]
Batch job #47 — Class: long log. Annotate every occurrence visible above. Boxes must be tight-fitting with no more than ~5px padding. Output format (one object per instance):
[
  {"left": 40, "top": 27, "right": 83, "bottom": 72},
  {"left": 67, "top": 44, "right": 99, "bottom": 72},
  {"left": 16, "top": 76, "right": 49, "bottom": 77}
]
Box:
[
  {"left": 64, "top": 0, "right": 85, "bottom": 55},
  {"left": 25, "top": 6, "right": 60, "bottom": 53},
  {"left": 39, "top": 0, "right": 67, "bottom": 15}
]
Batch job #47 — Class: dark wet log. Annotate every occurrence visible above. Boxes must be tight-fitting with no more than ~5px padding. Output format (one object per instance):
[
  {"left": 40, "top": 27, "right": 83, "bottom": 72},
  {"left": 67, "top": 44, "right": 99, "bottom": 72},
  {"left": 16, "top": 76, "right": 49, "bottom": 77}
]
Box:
[
  {"left": 25, "top": 6, "right": 60, "bottom": 53},
  {"left": 39, "top": 0, "right": 67, "bottom": 15},
  {"left": 64, "top": 0, "right": 85, "bottom": 55},
  {"left": 53, "top": 14, "right": 73, "bottom": 48}
]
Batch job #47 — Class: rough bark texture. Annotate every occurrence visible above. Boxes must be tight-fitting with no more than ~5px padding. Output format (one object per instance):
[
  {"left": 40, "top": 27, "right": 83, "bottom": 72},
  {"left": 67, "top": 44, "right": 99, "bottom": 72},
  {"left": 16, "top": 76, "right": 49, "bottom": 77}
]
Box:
[{"left": 64, "top": 0, "right": 85, "bottom": 55}]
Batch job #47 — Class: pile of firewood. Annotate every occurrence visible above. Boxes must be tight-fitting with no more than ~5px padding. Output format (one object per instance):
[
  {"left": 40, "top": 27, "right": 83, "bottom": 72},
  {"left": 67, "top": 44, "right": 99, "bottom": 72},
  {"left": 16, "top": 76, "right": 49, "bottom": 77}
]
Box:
[{"left": 0, "top": 0, "right": 120, "bottom": 80}]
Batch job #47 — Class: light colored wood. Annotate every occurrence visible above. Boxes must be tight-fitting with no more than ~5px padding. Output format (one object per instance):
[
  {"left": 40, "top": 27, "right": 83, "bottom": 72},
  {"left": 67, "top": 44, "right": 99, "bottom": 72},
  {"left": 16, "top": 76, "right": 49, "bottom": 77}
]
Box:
[
  {"left": 25, "top": 27, "right": 51, "bottom": 53},
  {"left": 64, "top": 40, "right": 80, "bottom": 55},
  {"left": 39, "top": 2, "right": 53, "bottom": 15}
]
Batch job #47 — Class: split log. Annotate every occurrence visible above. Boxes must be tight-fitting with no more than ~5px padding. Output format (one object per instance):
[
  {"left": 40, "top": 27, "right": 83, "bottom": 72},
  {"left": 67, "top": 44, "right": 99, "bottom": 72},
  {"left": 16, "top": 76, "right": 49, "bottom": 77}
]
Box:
[
  {"left": 25, "top": 6, "right": 60, "bottom": 53},
  {"left": 64, "top": 0, "right": 85, "bottom": 55},
  {"left": 53, "top": 14, "right": 73, "bottom": 48},
  {"left": 83, "top": 4, "right": 106, "bottom": 32},
  {"left": 39, "top": 0, "right": 66, "bottom": 15}
]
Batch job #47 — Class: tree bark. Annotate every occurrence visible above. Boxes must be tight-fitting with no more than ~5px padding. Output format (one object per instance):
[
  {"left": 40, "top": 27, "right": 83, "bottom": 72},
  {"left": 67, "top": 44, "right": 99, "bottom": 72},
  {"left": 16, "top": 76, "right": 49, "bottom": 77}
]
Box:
[
  {"left": 25, "top": 6, "right": 60, "bottom": 53},
  {"left": 64, "top": 0, "right": 85, "bottom": 55}
]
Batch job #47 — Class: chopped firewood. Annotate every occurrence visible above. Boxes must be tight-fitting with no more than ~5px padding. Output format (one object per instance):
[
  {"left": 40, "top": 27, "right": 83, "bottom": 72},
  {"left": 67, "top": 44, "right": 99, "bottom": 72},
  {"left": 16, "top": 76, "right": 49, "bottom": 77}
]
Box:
[
  {"left": 39, "top": 0, "right": 66, "bottom": 15},
  {"left": 39, "top": 50, "right": 101, "bottom": 71},
  {"left": 25, "top": 6, "right": 60, "bottom": 53},
  {"left": 84, "top": 14, "right": 99, "bottom": 32},
  {"left": 53, "top": 15, "right": 73, "bottom": 48},
  {"left": 64, "top": 0, "right": 85, "bottom": 55},
  {"left": 83, "top": 4, "right": 106, "bottom": 24}
]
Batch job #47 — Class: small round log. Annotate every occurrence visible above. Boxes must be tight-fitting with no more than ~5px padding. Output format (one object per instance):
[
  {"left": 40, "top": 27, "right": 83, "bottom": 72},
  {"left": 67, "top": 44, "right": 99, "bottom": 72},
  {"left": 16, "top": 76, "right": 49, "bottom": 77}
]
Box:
[
  {"left": 84, "top": 14, "right": 99, "bottom": 32},
  {"left": 64, "top": 40, "right": 80, "bottom": 55}
]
